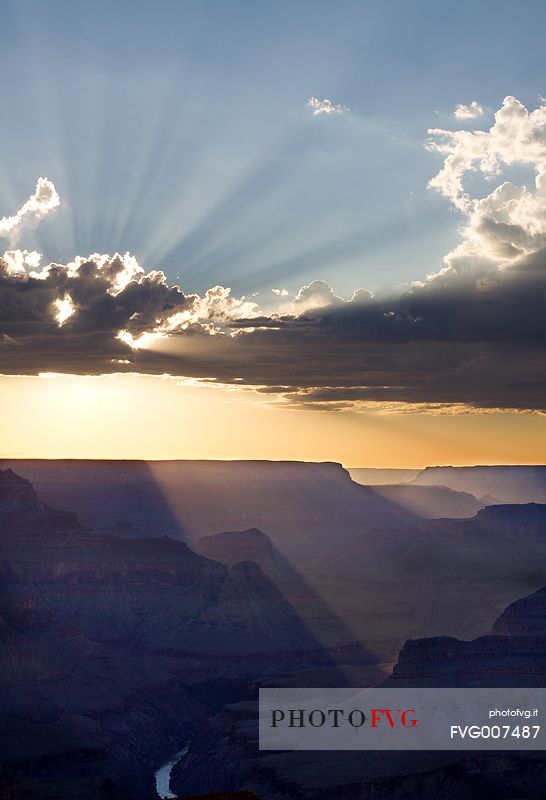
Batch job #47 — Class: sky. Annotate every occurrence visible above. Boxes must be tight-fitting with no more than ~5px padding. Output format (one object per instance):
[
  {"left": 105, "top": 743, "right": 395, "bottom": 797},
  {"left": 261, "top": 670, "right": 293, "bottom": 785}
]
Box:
[{"left": 1, "top": 0, "right": 545, "bottom": 465}]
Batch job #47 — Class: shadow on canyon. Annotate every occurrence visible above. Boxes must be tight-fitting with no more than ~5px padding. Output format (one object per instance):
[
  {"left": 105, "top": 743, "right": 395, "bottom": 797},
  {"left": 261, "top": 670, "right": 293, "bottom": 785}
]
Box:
[{"left": 1, "top": 461, "right": 546, "bottom": 799}]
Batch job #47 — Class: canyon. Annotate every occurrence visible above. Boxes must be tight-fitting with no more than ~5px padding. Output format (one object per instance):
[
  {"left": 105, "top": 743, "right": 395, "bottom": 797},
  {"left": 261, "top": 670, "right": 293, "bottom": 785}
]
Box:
[{"left": 0, "top": 462, "right": 545, "bottom": 798}]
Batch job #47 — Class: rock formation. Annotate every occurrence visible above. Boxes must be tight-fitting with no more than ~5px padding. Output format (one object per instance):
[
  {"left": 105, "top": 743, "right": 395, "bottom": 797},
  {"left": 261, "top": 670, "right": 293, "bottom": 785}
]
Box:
[
  {"left": 411, "top": 465, "right": 546, "bottom": 504},
  {"left": 0, "top": 459, "right": 416, "bottom": 563},
  {"left": 0, "top": 469, "right": 349, "bottom": 799}
]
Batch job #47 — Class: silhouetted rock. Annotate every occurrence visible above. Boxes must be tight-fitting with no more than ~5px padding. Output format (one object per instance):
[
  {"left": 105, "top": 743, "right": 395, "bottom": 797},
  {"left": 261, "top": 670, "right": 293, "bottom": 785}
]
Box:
[
  {"left": 348, "top": 467, "right": 421, "bottom": 485},
  {"left": 0, "top": 469, "right": 38, "bottom": 510},
  {"left": 368, "top": 483, "right": 484, "bottom": 518},
  {"left": 387, "top": 633, "right": 546, "bottom": 687},
  {"left": 0, "top": 764, "right": 33, "bottom": 800},
  {"left": 175, "top": 792, "right": 262, "bottom": 799},
  {"left": 97, "top": 519, "right": 164, "bottom": 538},
  {"left": 4, "top": 465, "right": 546, "bottom": 800},
  {"left": 193, "top": 529, "right": 276, "bottom": 571},
  {"left": 0, "top": 469, "right": 353, "bottom": 800},
  {"left": 176, "top": 588, "right": 546, "bottom": 799},
  {"left": 0, "top": 460, "right": 416, "bottom": 563},
  {"left": 493, "top": 586, "right": 546, "bottom": 637},
  {"left": 386, "top": 584, "right": 546, "bottom": 687},
  {"left": 412, "top": 465, "right": 546, "bottom": 503},
  {"left": 474, "top": 501, "right": 546, "bottom": 533}
]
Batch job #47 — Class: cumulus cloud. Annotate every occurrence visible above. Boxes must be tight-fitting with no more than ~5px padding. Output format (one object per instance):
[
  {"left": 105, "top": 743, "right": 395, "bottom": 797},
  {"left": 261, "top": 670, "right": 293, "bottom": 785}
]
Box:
[
  {"left": 307, "top": 97, "right": 349, "bottom": 116},
  {"left": 427, "top": 96, "right": 546, "bottom": 210},
  {"left": 1, "top": 97, "right": 545, "bottom": 413},
  {"left": 453, "top": 100, "right": 485, "bottom": 119},
  {"left": 0, "top": 243, "right": 544, "bottom": 410},
  {"left": 2, "top": 249, "right": 42, "bottom": 272},
  {"left": 197, "top": 285, "right": 259, "bottom": 322},
  {"left": 0, "top": 178, "right": 59, "bottom": 242},
  {"left": 291, "top": 280, "right": 344, "bottom": 312},
  {"left": 426, "top": 95, "right": 546, "bottom": 285},
  {"left": 0, "top": 250, "right": 264, "bottom": 372}
]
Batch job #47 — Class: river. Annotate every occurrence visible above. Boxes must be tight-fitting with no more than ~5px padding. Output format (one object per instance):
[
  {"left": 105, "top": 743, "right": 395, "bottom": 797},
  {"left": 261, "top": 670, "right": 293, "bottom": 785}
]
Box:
[{"left": 155, "top": 742, "right": 190, "bottom": 799}]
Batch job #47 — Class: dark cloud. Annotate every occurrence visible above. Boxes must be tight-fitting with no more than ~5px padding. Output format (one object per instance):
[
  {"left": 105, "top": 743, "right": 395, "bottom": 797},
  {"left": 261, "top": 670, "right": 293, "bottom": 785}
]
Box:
[
  {"left": 1, "top": 249, "right": 544, "bottom": 411},
  {"left": 2, "top": 97, "right": 544, "bottom": 412},
  {"left": 0, "top": 254, "right": 196, "bottom": 338}
]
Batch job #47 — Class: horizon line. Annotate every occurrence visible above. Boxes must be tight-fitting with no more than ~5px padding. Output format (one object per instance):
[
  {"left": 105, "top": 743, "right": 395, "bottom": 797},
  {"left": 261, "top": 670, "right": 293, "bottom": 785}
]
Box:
[{"left": 1, "top": 456, "right": 546, "bottom": 469}]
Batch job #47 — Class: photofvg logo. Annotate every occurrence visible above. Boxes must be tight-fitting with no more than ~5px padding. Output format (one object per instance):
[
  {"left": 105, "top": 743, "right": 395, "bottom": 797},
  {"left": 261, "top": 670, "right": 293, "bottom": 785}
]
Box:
[
  {"left": 271, "top": 707, "right": 418, "bottom": 730},
  {"left": 259, "top": 688, "right": 546, "bottom": 751}
]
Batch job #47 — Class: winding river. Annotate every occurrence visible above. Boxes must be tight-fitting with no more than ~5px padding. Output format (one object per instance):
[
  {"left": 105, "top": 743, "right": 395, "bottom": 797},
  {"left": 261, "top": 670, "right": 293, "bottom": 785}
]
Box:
[{"left": 155, "top": 742, "right": 190, "bottom": 799}]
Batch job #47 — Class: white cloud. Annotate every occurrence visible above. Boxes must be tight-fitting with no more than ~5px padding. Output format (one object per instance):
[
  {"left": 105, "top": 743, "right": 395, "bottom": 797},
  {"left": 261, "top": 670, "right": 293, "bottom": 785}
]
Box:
[
  {"left": 2, "top": 249, "right": 42, "bottom": 273},
  {"left": 428, "top": 96, "right": 546, "bottom": 210},
  {"left": 454, "top": 100, "right": 485, "bottom": 120},
  {"left": 306, "top": 97, "right": 349, "bottom": 116},
  {"left": 350, "top": 288, "right": 373, "bottom": 304},
  {"left": 269, "top": 283, "right": 373, "bottom": 316},
  {"left": 197, "top": 285, "right": 259, "bottom": 322},
  {"left": 425, "top": 95, "right": 546, "bottom": 281},
  {"left": 291, "top": 280, "right": 344, "bottom": 312},
  {"left": 63, "top": 251, "right": 144, "bottom": 294},
  {"left": 0, "top": 177, "right": 60, "bottom": 241},
  {"left": 157, "top": 284, "right": 261, "bottom": 334}
]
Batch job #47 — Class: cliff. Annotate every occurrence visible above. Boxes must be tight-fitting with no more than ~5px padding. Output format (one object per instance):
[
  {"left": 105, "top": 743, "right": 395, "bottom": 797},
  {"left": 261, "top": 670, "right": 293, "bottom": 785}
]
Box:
[
  {"left": 387, "top": 584, "right": 546, "bottom": 687},
  {"left": 492, "top": 586, "right": 546, "bottom": 637},
  {"left": 0, "top": 459, "right": 416, "bottom": 563},
  {"left": 0, "top": 469, "right": 346, "bottom": 800},
  {"left": 193, "top": 529, "right": 277, "bottom": 571},
  {"left": 367, "top": 483, "right": 484, "bottom": 518},
  {"left": 411, "top": 465, "right": 546, "bottom": 503},
  {"left": 173, "top": 587, "right": 546, "bottom": 799}
]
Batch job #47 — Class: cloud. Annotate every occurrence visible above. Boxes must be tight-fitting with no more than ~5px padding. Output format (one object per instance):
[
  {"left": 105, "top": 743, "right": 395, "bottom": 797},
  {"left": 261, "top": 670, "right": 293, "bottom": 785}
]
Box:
[
  {"left": 2, "top": 244, "right": 543, "bottom": 412},
  {"left": 306, "top": 97, "right": 349, "bottom": 116},
  {"left": 427, "top": 96, "right": 546, "bottom": 211},
  {"left": 0, "top": 178, "right": 60, "bottom": 242},
  {"left": 426, "top": 95, "right": 546, "bottom": 283},
  {"left": 2, "top": 249, "right": 42, "bottom": 272},
  {"left": 0, "top": 250, "right": 263, "bottom": 370},
  {"left": 0, "top": 250, "right": 196, "bottom": 343},
  {"left": 1, "top": 98, "right": 545, "bottom": 413},
  {"left": 453, "top": 100, "right": 485, "bottom": 120},
  {"left": 291, "top": 280, "right": 344, "bottom": 311}
]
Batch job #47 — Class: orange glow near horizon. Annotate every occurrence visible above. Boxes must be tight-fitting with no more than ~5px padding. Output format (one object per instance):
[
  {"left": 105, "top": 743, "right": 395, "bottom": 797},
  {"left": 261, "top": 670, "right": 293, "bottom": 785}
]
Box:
[{"left": 1, "top": 373, "right": 545, "bottom": 467}]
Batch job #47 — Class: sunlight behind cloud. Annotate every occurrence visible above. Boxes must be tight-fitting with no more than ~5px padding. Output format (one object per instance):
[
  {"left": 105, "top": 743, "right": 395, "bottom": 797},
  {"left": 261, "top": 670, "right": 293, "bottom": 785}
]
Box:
[{"left": 53, "top": 295, "right": 75, "bottom": 326}]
